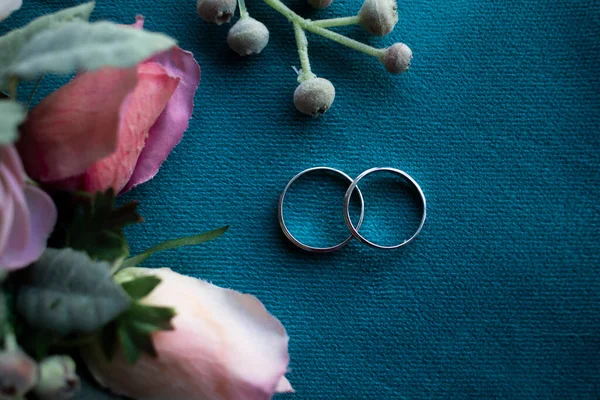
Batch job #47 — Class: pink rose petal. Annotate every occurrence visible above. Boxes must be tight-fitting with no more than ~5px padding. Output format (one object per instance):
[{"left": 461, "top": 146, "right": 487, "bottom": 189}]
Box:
[
  {"left": 83, "top": 62, "right": 180, "bottom": 193},
  {"left": 18, "top": 16, "right": 198, "bottom": 195},
  {"left": 0, "top": 173, "right": 15, "bottom": 259},
  {"left": 0, "top": 165, "right": 31, "bottom": 269},
  {"left": 122, "top": 16, "right": 201, "bottom": 193},
  {"left": 132, "top": 14, "right": 145, "bottom": 29},
  {"left": 122, "top": 47, "right": 200, "bottom": 192},
  {"left": 18, "top": 68, "right": 138, "bottom": 183}
]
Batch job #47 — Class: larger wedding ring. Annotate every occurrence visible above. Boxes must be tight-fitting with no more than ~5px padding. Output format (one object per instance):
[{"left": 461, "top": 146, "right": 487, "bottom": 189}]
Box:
[{"left": 278, "top": 167, "right": 365, "bottom": 253}]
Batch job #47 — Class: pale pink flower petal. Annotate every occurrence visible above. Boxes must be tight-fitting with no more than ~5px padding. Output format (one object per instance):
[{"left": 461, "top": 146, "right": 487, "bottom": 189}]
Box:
[
  {"left": 82, "top": 62, "right": 180, "bottom": 193},
  {"left": 0, "top": 146, "right": 57, "bottom": 270},
  {"left": 0, "top": 165, "right": 30, "bottom": 269},
  {"left": 0, "top": 174, "right": 15, "bottom": 259},
  {"left": 19, "top": 185, "right": 58, "bottom": 265},
  {"left": 122, "top": 16, "right": 201, "bottom": 192},
  {"left": 18, "top": 68, "right": 138, "bottom": 183},
  {"left": 0, "top": 0, "right": 22, "bottom": 21},
  {"left": 84, "top": 267, "right": 291, "bottom": 400},
  {"left": 1, "top": 146, "right": 25, "bottom": 185},
  {"left": 276, "top": 377, "right": 294, "bottom": 393},
  {"left": 0, "top": 146, "right": 21, "bottom": 256}
]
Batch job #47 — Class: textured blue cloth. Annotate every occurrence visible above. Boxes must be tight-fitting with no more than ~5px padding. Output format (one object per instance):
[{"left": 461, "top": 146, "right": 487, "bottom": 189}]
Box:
[{"left": 4, "top": 0, "right": 600, "bottom": 398}]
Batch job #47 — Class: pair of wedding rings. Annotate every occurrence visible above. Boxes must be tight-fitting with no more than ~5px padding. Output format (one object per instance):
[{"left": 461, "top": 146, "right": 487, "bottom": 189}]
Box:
[{"left": 278, "top": 167, "right": 427, "bottom": 252}]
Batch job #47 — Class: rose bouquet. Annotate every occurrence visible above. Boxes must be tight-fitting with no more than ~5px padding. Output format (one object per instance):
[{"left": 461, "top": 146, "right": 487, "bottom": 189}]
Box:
[{"left": 0, "top": 3, "right": 291, "bottom": 399}]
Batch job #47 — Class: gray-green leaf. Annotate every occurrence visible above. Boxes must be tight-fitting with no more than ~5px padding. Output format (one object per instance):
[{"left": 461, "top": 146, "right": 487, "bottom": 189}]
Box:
[
  {"left": 9, "top": 21, "right": 177, "bottom": 81},
  {"left": 0, "top": 2, "right": 95, "bottom": 88},
  {"left": 16, "top": 248, "right": 132, "bottom": 336},
  {"left": 0, "top": 100, "right": 25, "bottom": 145}
]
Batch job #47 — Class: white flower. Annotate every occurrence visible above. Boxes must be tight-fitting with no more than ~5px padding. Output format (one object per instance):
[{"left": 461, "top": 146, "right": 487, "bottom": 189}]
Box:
[{"left": 83, "top": 267, "right": 292, "bottom": 400}]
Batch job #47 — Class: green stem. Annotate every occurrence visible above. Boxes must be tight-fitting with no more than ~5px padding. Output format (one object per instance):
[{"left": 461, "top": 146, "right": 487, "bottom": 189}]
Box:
[
  {"left": 293, "top": 23, "right": 314, "bottom": 82},
  {"left": 26, "top": 74, "right": 44, "bottom": 111},
  {"left": 262, "top": 0, "right": 297, "bottom": 21},
  {"left": 262, "top": 0, "right": 385, "bottom": 58},
  {"left": 110, "top": 256, "right": 127, "bottom": 276},
  {"left": 8, "top": 76, "right": 18, "bottom": 99},
  {"left": 25, "top": 178, "right": 40, "bottom": 187},
  {"left": 311, "top": 15, "right": 360, "bottom": 28},
  {"left": 304, "top": 24, "right": 385, "bottom": 58},
  {"left": 55, "top": 335, "right": 96, "bottom": 347},
  {"left": 4, "top": 329, "right": 18, "bottom": 352},
  {"left": 238, "top": 0, "right": 249, "bottom": 19}
]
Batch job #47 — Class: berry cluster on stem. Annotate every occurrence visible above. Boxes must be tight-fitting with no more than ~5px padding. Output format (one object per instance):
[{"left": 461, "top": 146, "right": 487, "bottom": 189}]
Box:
[{"left": 196, "top": 0, "right": 412, "bottom": 116}]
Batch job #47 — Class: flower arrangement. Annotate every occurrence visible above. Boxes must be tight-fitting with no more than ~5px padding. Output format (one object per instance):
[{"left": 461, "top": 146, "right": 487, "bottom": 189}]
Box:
[
  {"left": 0, "top": 3, "right": 291, "bottom": 399},
  {"left": 196, "top": 0, "right": 412, "bottom": 115}
]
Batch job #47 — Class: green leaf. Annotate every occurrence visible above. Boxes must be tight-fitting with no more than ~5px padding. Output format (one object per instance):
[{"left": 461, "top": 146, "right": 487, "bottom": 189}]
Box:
[
  {"left": 0, "top": 100, "right": 25, "bottom": 145},
  {"left": 16, "top": 248, "right": 132, "bottom": 335},
  {"left": 67, "top": 189, "right": 143, "bottom": 262},
  {"left": 122, "top": 226, "right": 229, "bottom": 268},
  {"left": 125, "top": 303, "right": 175, "bottom": 331},
  {"left": 118, "top": 322, "right": 141, "bottom": 364},
  {"left": 0, "top": 2, "right": 95, "bottom": 89},
  {"left": 17, "top": 329, "right": 56, "bottom": 360},
  {"left": 126, "top": 321, "right": 159, "bottom": 357},
  {"left": 99, "top": 302, "right": 175, "bottom": 364},
  {"left": 9, "top": 21, "right": 177, "bottom": 81},
  {"left": 121, "top": 276, "right": 161, "bottom": 300},
  {"left": 100, "top": 320, "right": 119, "bottom": 361}
]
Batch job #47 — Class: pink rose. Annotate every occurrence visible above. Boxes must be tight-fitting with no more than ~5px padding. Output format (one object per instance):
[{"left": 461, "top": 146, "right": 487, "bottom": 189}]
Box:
[
  {"left": 83, "top": 267, "right": 293, "bottom": 400},
  {"left": 0, "top": 146, "right": 57, "bottom": 270},
  {"left": 17, "top": 17, "right": 201, "bottom": 194}
]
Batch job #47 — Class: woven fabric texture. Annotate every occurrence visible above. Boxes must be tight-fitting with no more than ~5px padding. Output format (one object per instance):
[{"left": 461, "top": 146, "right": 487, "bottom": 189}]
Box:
[{"left": 3, "top": 0, "right": 600, "bottom": 398}]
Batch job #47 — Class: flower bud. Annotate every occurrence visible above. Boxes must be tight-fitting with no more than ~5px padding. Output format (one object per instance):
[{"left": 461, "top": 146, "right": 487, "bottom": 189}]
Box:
[
  {"left": 358, "top": 0, "right": 398, "bottom": 36},
  {"left": 34, "top": 356, "right": 80, "bottom": 400},
  {"left": 381, "top": 43, "right": 412, "bottom": 73},
  {"left": 0, "top": 350, "right": 37, "bottom": 399},
  {"left": 293, "top": 77, "right": 336, "bottom": 116},
  {"left": 308, "top": 0, "right": 333, "bottom": 9},
  {"left": 196, "top": 0, "right": 237, "bottom": 25},
  {"left": 227, "top": 17, "right": 270, "bottom": 56}
]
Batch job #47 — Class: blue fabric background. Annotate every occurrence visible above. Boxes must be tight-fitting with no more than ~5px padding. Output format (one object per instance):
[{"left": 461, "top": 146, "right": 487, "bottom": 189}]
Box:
[{"left": 4, "top": 0, "right": 600, "bottom": 398}]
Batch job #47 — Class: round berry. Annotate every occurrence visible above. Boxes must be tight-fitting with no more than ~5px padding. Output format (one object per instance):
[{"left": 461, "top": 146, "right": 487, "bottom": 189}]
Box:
[
  {"left": 197, "top": 0, "right": 237, "bottom": 25},
  {"left": 358, "top": 0, "right": 398, "bottom": 36},
  {"left": 294, "top": 77, "right": 336, "bottom": 116},
  {"left": 227, "top": 17, "right": 270, "bottom": 56},
  {"left": 381, "top": 43, "right": 412, "bottom": 73}
]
